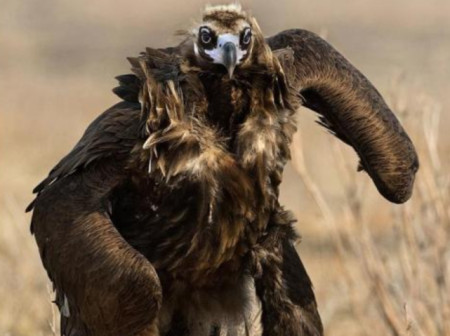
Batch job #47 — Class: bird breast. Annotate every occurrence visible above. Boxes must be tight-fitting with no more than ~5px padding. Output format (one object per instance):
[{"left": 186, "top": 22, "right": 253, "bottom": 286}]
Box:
[{"left": 116, "top": 61, "right": 297, "bottom": 288}]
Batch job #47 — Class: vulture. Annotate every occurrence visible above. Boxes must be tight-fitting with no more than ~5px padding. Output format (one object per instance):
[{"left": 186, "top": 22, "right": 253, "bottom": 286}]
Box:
[{"left": 27, "top": 4, "right": 419, "bottom": 336}]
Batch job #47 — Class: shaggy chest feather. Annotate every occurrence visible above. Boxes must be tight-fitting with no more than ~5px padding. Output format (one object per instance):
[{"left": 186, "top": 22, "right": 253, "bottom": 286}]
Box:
[{"left": 112, "top": 51, "right": 297, "bottom": 287}]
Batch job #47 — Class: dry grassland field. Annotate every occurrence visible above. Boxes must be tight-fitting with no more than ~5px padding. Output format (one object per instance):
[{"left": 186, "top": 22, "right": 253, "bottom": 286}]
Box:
[{"left": 1, "top": 0, "right": 449, "bottom": 335}]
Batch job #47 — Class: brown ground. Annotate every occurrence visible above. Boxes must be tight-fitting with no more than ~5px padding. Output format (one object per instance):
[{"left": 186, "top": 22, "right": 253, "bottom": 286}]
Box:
[{"left": 1, "top": 0, "right": 449, "bottom": 335}]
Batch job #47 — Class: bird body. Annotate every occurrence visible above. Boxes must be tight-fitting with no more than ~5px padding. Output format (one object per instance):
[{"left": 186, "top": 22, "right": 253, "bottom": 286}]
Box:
[{"left": 28, "top": 4, "right": 418, "bottom": 336}]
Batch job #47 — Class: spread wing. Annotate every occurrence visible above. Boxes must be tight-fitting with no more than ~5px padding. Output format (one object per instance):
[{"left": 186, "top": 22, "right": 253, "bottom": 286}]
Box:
[
  {"left": 28, "top": 99, "right": 162, "bottom": 335},
  {"left": 267, "top": 29, "right": 419, "bottom": 204},
  {"left": 28, "top": 44, "right": 181, "bottom": 210},
  {"left": 27, "top": 100, "right": 142, "bottom": 212},
  {"left": 28, "top": 45, "right": 189, "bottom": 335}
]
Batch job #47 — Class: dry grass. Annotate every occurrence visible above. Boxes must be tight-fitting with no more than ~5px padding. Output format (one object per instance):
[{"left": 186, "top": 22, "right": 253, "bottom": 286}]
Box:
[
  {"left": 1, "top": 1, "right": 449, "bottom": 335},
  {"left": 290, "top": 81, "right": 449, "bottom": 335}
]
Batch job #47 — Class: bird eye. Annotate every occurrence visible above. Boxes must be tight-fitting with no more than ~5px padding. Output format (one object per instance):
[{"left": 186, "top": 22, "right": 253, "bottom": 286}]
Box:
[
  {"left": 199, "top": 28, "right": 212, "bottom": 45},
  {"left": 242, "top": 28, "right": 252, "bottom": 45}
]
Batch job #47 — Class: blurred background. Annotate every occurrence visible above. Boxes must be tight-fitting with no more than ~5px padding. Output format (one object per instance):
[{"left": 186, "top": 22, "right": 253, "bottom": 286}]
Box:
[{"left": 1, "top": 0, "right": 449, "bottom": 335}]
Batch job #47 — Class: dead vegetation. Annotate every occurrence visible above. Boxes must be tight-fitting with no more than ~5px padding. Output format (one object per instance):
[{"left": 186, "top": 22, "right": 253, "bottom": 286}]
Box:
[
  {"left": 1, "top": 0, "right": 449, "bottom": 335},
  {"left": 1, "top": 76, "right": 448, "bottom": 336},
  {"left": 291, "top": 80, "right": 449, "bottom": 335}
]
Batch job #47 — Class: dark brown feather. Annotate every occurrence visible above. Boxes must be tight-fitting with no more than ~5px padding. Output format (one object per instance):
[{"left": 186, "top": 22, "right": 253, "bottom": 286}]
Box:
[
  {"left": 28, "top": 102, "right": 142, "bottom": 201},
  {"left": 267, "top": 29, "right": 419, "bottom": 203},
  {"left": 28, "top": 7, "right": 418, "bottom": 336},
  {"left": 32, "top": 160, "right": 162, "bottom": 336}
]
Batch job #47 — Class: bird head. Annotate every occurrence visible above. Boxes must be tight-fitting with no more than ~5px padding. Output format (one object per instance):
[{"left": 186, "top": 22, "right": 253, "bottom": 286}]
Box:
[{"left": 190, "top": 4, "right": 259, "bottom": 78}]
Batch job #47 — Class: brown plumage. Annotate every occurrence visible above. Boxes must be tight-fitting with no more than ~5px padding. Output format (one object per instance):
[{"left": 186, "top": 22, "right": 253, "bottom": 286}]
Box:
[{"left": 28, "top": 4, "right": 418, "bottom": 336}]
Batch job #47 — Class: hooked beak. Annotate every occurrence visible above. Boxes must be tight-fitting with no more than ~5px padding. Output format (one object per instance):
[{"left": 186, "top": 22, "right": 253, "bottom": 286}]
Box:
[{"left": 222, "top": 42, "right": 237, "bottom": 78}]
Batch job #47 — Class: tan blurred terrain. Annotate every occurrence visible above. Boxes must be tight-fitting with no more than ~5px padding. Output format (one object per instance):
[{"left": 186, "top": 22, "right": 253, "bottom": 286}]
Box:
[{"left": 1, "top": 0, "right": 449, "bottom": 335}]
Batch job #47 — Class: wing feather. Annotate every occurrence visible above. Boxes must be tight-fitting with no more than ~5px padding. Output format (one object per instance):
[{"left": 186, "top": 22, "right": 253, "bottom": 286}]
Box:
[
  {"left": 267, "top": 29, "right": 418, "bottom": 203},
  {"left": 27, "top": 101, "right": 142, "bottom": 211}
]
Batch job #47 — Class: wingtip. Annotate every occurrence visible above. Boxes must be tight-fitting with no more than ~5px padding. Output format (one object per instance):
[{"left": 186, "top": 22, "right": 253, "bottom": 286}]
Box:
[
  {"left": 383, "top": 190, "right": 413, "bottom": 204},
  {"left": 377, "top": 168, "right": 417, "bottom": 204}
]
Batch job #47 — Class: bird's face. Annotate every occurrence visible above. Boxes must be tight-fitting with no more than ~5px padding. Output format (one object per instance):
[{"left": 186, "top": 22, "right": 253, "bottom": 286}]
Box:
[{"left": 193, "top": 5, "right": 254, "bottom": 78}]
